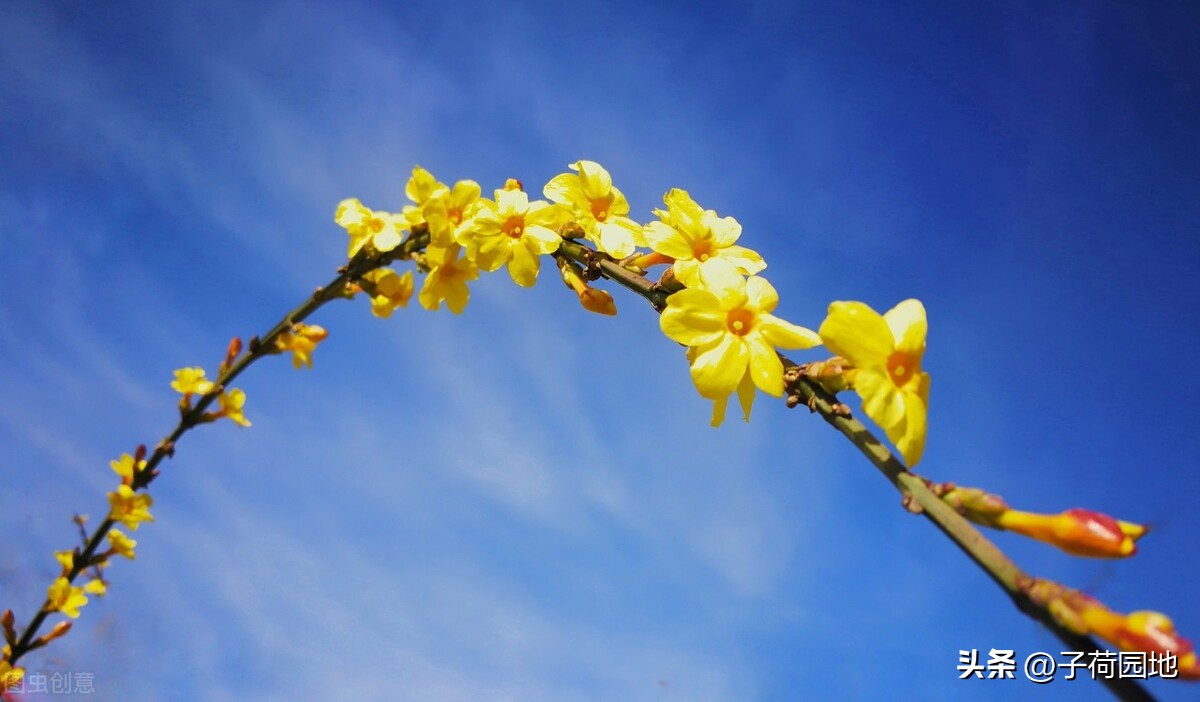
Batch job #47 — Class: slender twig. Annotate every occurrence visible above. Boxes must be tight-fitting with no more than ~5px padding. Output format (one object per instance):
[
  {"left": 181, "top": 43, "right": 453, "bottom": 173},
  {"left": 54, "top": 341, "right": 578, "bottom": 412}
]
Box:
[
  {"left": 8, "top": 230, "right": 1154, "bottom": 700},
  {"left": 7, "top": 228, "right": 429, "bottom": 666},
  {"left": 556, "top": 239, "right": 1154, "bottom": 701}
]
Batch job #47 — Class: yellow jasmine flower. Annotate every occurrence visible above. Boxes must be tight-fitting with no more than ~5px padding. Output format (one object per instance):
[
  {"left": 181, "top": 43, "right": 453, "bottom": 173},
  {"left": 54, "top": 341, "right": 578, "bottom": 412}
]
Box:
[
  {"left": 109, "top": 452, "right": 145, "bottom": 483},
  {"left": 54, "top": 550, "right": 74, "bottom": 572},
  {"left": 456, "top": 189, "right": 565, "bottom": 287},
  {"left": 82, "top": 578, "right": 106, "bottom": 596},
  {"left": 108, "top": 485, "right": 154, "bottom": 530},
  {"left": 661, "top": 275, "right": 821, "bottom": 407},
  {"left": 544, "top": 160, "right": 644, "bottom": 258},
  {"left": 818, "top": 299, "right": 930, "bottom": 466},
  {"left": 46, "top": 577, "right": 88, "bottom": 619},
  {"left": 170, "top": 367, "right": 214, "bottom": 397},
  {"left": 400, "top": 166, "right": 451, "bottom": 231},
  {"left": 361, "top": 268, "right": 414, "bottom": 318},
  {"left": 405, "top": 165, "right": 449, "bottom": 207},
  {"left": 418, "top": 244, "right": 479, "bottom": 314},
  {"left": 1, "top": 653, "right": 22, "bottom": 691},
  {"left": 643, "top": 189, "right": 766, "bottom": 289},
  {"left": 217, "top": 388, "right": 251, "bottom": 427},
  {"left": 422, "top": 179, "right": 483, "bottom": 248},
  {"left": 108, "top": 529, "right": 137, "bottom": 559},
  {"left": 335, "top": 198, "right": 405, "bottom": 257},
  {"left": 274, "top": 324, "right": 329, "bottom": 369}
]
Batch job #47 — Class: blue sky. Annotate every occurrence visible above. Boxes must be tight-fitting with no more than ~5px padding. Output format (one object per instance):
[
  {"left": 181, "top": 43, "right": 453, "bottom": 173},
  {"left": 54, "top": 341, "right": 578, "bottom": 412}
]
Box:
[{"left": 2, "top": 1, "right": 1198, "bottom": 700}]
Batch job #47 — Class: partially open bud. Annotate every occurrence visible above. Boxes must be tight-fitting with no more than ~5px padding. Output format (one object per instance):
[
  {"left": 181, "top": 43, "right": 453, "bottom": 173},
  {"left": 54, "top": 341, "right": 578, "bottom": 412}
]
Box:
[
  {"left": 38, "top": 621, "right": 72, "bottom": 646},
  {"left": 1025, "top": 578, "right": 1200, "bottom": 680},
  {"left": 579, "top": 288, "right": 617, "bottom": 316},
  {"left": 503, "top": 177, "right": 523, "bottom": 192},
  {"left": 997, "top": 508, "right": 1144, "bottom": 558}
]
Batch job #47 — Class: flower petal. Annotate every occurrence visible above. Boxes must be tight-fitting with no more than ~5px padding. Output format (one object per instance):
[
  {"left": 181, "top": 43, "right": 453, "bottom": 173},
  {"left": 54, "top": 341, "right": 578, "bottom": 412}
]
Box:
[
  {"left": 894, "top": 387, "right": 927, "bottom": 466},
  {"left": 883, "top": 298, "right": 928, "bottom": 360},
  {"left": 523, "top": 225, "right": 562, "bottom": 254},
  {"left": 661, "top": 289, "right": 725, "bottom": 346},
  {"left": 507, "top": 243, "right": 539, "bottom": 287},
  {"left": 819, "top": 301, "right": 894, "bottom": 368},
  {"left": 736, "top": 369, "right": 757, "bottom": 422},
  {"left": 758, "top": 313, "right": 822, "bottom": 349},
  {"left": 596, "top": 221, "right": 637, "bottom": 258},
  {"left": 706, "top": 213, "right": 742, "bottom": 247},
  {"left": 643, "top": 221, "right": 694, "bottom": 260},
  {"left": 721, "top": 245, "right": 766, "bottom": 275},
  {"left": 691, "top": 335, "right": 750, "bottom": 399},
  {"left": 746, "top": 334, "right": 785, "bottom": 396},
  {"left": 855, "top": 369, "right": 906, "bottom": 433},
  {"left": 575, "top": 160, "right": 613, "bottom": 200},
  {"left": 744, "top": 276, "right": 779, "bottom": 313},
  {"left": 543, "top": 173, "right": 586, "bottom": 206}
]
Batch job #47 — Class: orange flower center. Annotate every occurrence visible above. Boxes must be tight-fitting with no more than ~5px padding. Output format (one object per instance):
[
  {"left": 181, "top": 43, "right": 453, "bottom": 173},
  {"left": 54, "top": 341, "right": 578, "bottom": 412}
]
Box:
[
  {"left": 448, "top": 208, "right": 463, "bottom": 225},
  {"left": 693, "top": 238, "right": 714, "bottom": 262},
  {"left": 590, "top": 197, "right": 611, "bottom": 222},
  {"left": 726, "top": 308, "right": 755, "bottom": 336},
  {"left": 503, "top": 215, "right": 526, "bottom": 239},
  {"left": 368, "top": 216, "right": 384, "bottom": 233},
  {"left": 887, "top": 351, "right": 917, "bottom": 387}
]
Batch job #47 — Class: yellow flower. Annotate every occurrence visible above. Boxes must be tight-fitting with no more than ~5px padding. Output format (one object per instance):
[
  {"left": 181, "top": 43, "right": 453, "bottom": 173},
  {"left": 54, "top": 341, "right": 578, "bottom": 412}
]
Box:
[
  {"left": 818, "top": 299, "right": 930, "bottom": 466},
  {"left": 418, "top": 244, "right": 479, "bottom": 314},
  {"left": 544, "top": 160, "right": 644, "bottom": 258},
  {"left": 109, "top": 452, "right": 145, "bottom": 483},
  {"left": 54, "top": 550, "right": 75, "bottom": 572},
  {"left": 405, "top": 165, "right": 449, "bottom": 207},
  {"left": 46, "top": 577, "right": 88, "bottom": 619},
  {"left": 171, "top": 367, "right": 214, "bottom": 397},
  {"left": 108, "top": 529, "right": 137, "bottom": 559},
  {"left": 107, "top": 485, "right": 154, "bottom": 530},
  {"left": 1, "top": 655, "right": 23, "bottom": 692},
  {"left": 335, "top": 198, "right": 405, "bottom": 257},
  {"left": 422, "top": 179, "right": 483, "bottom": 248},
  {"left": 217, "top": 388, "right": 251, "bottom": 427},
  {"left": 456, "top": 189, "right": 565, "bottom": 287},
  {"left": 643, "top": 189, "right": 766, "bottom": 290},
  {"left": 274, "top": 324, "right": 329, "bottom": 369},
  {"left": 83, "top": 578, "right": 106, "bottom": 596},
  {"left": 661, "top": 276, "right": 821, "bottom": 410},
  {"left": 361, "top": 268, "right": 414, "bottom": 318}
]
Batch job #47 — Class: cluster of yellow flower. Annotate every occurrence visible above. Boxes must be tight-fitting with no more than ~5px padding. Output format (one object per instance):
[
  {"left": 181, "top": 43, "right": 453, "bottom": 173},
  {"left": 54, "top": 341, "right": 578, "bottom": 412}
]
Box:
[{"left": 335, "top": 161, "right": 930, "bottom": 466}]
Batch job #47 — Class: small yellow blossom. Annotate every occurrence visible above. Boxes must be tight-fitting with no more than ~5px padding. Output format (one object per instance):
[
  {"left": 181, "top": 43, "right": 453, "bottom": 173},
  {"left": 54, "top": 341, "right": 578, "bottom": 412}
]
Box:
[
  {"left": 46, "top": 577, "right": 88, "bottom": 619},
  {"left": 54, "top": 550, "right": 75, "bottom": 572},
  {"left": 544, "top": 160, "right": 644, "bottom": 258},
  {"left": 361, "top": 268, "right": 414, "bottom": 318},
  {"left": 109, "top": 452, "right": 146, "bottom": 483},
  {"left": 1, "top": 654, "right": 23, "bottom": 692},
  {"left": 107, "top": 485, "right": 154, "bottom": 530},
  {"left": 108, "top": 529, "right": 137, "bottom": 559},
  {"left": 274, "top": 324, "right": 329, "bottom": 369},
  {"left": 171, "top": 367, "right": 214, "bottom": 397},
  {"left": 335, "top": 198, "right": 405, "bottom": 257},
  {"left": 643, "top": 189, "right": 766, "bottom": 290},
  {"left": 456, "top": 189, "right": 565, "bottom": 287},
  {"left": 82, "top": 579, "right": 106, "bottom": 596},
  {"left": 818, "top": 299, "right": 930, "bottom": 466},
  {"left": 418, "top": 244, "right": 479, "bottom": 314},
  {"left": 405, "top": 166, "right": 449, "bottom": 207},
  {"left": 217, "top": 388, "right": 251, "bottom": 427},
  {"left": 661, "top": 276, "right": 821, "bottom": 413},
  {"left": 422, "top": 179, "right": 483, "bottom": 248}
]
